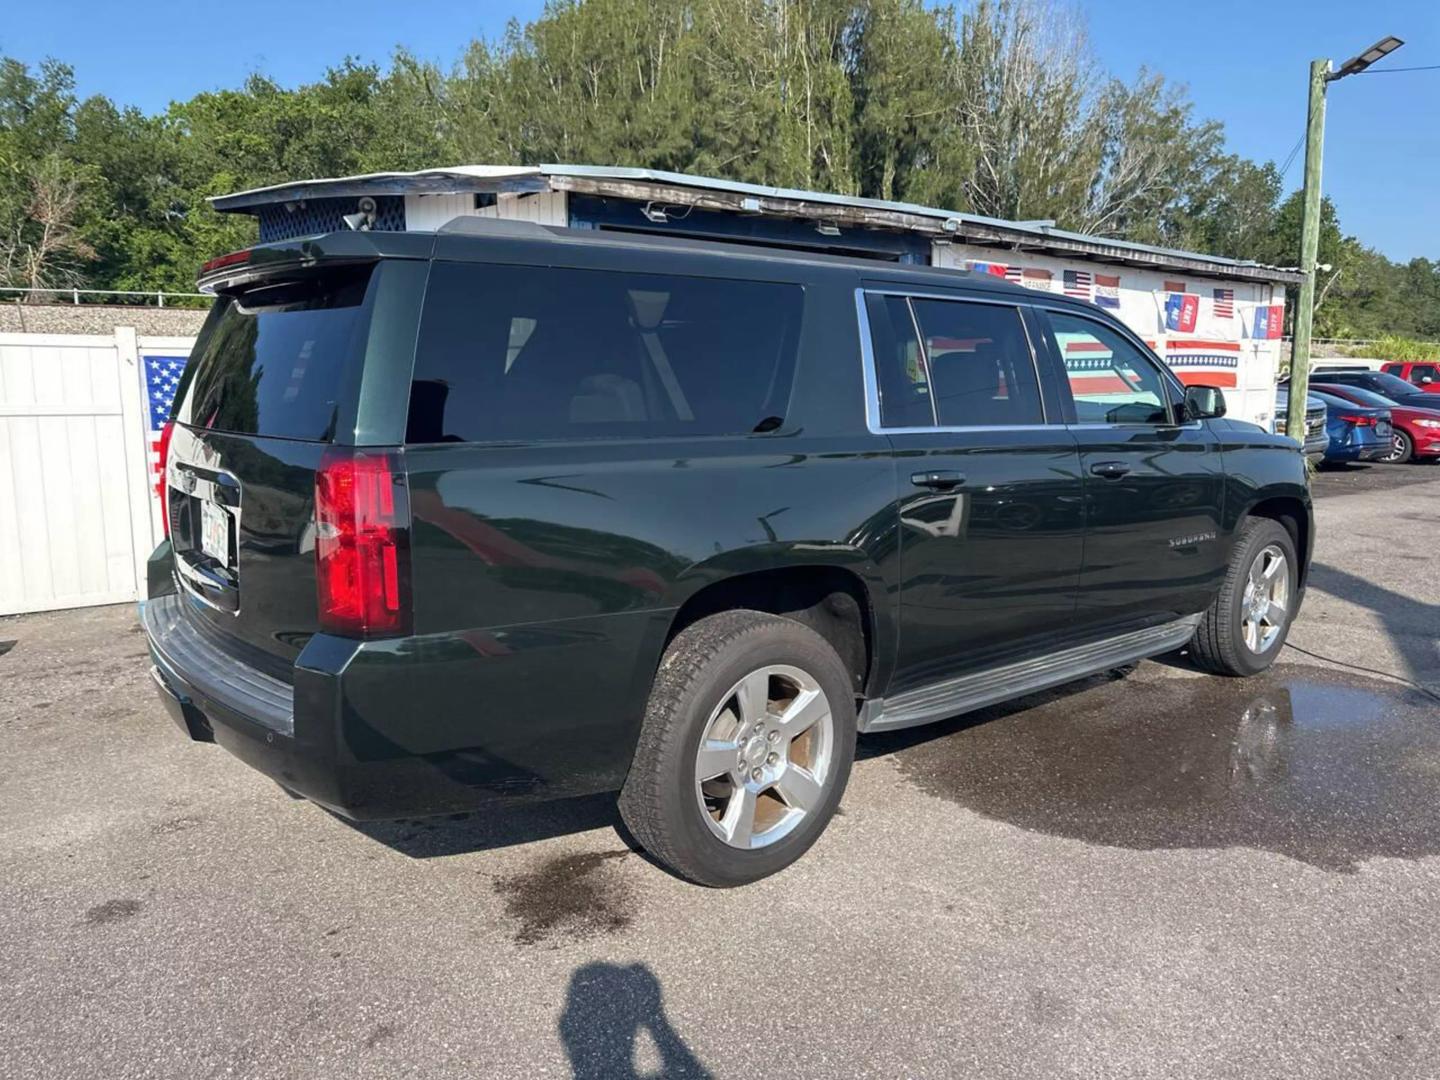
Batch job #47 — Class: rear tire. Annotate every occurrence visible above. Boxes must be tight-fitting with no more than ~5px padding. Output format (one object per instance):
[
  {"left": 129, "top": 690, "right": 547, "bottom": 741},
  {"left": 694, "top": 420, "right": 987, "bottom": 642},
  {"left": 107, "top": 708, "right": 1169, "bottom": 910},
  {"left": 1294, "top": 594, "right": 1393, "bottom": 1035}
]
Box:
[
  {"left": 619, "top": 610, "right": 856, "bottom": 887},
  {"left": 1189, "top": 518, "right": 1298, "bottom": 677}
]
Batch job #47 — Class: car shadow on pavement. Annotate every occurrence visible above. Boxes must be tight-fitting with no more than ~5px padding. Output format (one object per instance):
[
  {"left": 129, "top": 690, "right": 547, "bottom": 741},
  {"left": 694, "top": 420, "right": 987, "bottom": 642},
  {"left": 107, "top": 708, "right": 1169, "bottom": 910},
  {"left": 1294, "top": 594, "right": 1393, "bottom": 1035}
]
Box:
[
  {"left": 558, "top": 962, "right": 714, "bottom": 1079},
  {"left": 1304, "top": 560, "right": 1440, "bottom": 686},
  {"left": 343, "top": 792, "right": 630, "bottom": 859}
]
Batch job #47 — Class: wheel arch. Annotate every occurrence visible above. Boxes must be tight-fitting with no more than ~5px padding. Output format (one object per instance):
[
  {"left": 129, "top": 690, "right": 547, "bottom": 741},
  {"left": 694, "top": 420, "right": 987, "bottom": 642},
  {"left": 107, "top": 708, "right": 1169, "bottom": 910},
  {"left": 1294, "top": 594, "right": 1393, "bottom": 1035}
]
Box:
[
  {"left": 1242, "top": 495, "right": 1313, "bottom": 588},
  {"left": 661, "top": 553, "right": 892, "bottom": 699}
]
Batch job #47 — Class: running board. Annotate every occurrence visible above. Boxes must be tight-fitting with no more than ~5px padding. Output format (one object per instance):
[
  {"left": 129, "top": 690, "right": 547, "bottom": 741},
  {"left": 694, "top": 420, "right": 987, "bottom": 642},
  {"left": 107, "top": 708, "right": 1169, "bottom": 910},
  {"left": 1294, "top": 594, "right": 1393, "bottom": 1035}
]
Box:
[{"left": 859, "top": 615, "right": 1201, "bottom": 733}]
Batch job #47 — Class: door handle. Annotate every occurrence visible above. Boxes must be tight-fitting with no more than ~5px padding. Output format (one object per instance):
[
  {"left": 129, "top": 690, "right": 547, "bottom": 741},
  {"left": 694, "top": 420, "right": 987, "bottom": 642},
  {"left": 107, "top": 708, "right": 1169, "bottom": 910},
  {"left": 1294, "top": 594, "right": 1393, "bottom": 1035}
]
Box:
[
  {"left": 910, "top": 470, "right": 966, "bottom": 490},
  {"left": 1090, "top": 461, "right": 1132, "bottom": 479}
]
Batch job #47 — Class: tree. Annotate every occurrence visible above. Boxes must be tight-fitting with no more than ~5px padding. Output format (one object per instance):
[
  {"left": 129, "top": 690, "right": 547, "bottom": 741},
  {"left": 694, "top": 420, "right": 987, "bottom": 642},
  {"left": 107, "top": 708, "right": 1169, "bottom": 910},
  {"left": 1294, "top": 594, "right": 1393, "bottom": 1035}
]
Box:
[
  {"left": 0, "top": 153, "right": 97, "bottom": 291},
  {"left": 0, "top": 0, "right": 1431, "bottom": 336}
]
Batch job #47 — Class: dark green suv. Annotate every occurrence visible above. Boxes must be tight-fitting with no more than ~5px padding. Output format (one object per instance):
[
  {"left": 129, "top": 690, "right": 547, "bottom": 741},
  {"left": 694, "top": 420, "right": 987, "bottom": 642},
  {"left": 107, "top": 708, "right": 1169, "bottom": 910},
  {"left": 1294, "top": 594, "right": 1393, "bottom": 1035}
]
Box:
[{"left": 144, "top": 219, "right": 1312, "bottom": 885}]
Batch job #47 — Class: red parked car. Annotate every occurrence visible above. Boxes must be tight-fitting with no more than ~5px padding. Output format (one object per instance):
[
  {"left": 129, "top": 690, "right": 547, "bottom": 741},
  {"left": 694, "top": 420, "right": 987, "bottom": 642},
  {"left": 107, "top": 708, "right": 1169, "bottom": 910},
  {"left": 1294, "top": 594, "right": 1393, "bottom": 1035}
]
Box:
[
  {"left": 1381, "top": 361, "right": 1440, "bottom": 393},
  {"left": 1312, "top": 382, "right": 1440, "bottom": 462}
]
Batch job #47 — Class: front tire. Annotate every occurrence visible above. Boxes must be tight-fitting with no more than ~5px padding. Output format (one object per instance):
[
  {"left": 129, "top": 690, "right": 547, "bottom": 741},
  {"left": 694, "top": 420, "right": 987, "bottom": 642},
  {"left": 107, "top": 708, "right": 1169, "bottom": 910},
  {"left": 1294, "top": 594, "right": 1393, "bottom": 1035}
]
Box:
[
  {"left": 1381, "top": 429, "right": 1414, "bottom": 463},
  {"left": 1189, "top": 518, "right": 1298, "bottom": 677},
  {"left": 619, "top": 610, "right": 856, "bottom": 887}
]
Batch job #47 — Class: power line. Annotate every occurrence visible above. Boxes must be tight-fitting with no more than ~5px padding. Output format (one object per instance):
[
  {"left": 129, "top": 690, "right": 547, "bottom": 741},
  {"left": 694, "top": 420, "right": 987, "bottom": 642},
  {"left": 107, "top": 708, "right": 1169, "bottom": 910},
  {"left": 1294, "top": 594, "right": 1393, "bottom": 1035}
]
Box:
[
  {"left": 1351, "top": 63, "right": 1440, "bottom": 74},
  {"left": 1277, "top": 132, "right": 1305, "bottom": 180}
]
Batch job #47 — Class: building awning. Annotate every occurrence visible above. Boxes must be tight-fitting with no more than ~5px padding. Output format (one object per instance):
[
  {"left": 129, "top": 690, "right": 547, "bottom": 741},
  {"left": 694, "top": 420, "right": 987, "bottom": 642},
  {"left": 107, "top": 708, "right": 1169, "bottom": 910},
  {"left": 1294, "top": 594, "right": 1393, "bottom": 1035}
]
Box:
[{"left": 210, "top": 164, "right": 1303, "bottom": 285}]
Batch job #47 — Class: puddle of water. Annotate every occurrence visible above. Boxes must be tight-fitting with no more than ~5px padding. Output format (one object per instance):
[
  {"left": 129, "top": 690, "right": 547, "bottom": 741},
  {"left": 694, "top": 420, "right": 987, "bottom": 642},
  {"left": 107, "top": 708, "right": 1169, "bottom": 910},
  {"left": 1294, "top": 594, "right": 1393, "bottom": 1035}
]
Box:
[
  {"left": 493, "top": 849, "right": 633, "bottom": 946},
  {"left": 868, "top": 663, "right": 1440, "bottom": 872}
]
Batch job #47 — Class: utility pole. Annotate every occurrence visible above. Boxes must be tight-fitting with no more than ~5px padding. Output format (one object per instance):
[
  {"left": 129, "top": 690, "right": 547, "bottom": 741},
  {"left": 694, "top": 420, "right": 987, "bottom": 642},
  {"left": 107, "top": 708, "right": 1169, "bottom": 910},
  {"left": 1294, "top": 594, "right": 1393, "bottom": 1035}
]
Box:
[
  {"left": 1285, "top": 37, "right": 1403, "bottom": 445},
  {"left": 1285, "top": 59, "right": 1329, "bottom": 444}
]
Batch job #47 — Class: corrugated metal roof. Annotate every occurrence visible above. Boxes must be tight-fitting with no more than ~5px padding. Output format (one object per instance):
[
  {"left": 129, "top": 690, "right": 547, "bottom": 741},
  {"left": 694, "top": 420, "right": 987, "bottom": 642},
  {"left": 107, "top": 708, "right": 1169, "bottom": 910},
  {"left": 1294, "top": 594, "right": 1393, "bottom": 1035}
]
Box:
[{"left": 209, "top": 163, "right": 1302, "bottom": 283}]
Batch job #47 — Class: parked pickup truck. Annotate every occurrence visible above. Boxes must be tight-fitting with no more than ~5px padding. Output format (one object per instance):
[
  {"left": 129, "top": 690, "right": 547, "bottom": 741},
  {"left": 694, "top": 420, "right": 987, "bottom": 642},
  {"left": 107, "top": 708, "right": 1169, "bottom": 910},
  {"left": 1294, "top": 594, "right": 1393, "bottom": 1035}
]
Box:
[
  {"left": 143, "top": 220, "right": 1313, "bottom": 886},
  {"left": 1381, "top": 361, "right": 1440, "bottom": 393},
  {"left": 1273, "top": 388, "right": 1331, "bottom": 464}
]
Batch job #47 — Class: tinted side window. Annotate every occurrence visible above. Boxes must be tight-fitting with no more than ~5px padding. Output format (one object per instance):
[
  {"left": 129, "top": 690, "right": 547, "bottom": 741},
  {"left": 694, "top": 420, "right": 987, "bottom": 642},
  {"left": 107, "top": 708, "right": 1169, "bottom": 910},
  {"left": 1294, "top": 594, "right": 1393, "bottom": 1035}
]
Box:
[
  {"left": 1412, "top": 364, "right": 1438, "bottom": 383},
  {"left": 864, "top": 293, "right": 935, "bottom": 428},
  {"left": 909, "top": 300, "right": 1043, "bottom": 426},
  {"left": 1048, "top": 311, "right": 1173, "bottom": 425},
  {"left": 407, "top": 262, "right": 803, "bottom": 443}
]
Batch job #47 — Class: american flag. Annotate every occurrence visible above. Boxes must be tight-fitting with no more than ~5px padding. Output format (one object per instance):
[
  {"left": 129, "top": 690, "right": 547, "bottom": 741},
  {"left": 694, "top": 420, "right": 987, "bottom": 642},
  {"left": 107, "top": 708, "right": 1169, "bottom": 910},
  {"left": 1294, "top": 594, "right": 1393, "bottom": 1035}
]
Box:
[
  {"left": 1213, "top": 288, "right": 1235, "bottom": 319},
  {"left": 144, "top": 354, "right": 188, "bottom": 494},
  {"left": 1063, "top": 269, "right": 1092, "bottom": 300}
]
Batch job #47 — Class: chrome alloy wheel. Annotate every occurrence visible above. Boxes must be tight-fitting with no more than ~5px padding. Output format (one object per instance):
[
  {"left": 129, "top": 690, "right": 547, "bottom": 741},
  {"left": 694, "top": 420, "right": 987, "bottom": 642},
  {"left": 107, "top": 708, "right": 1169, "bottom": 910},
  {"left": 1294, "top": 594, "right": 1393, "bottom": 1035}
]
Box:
[
  {"left": 693, "top": 664, "right": 835, "bottom": 850},
  {"left": 1241, "top": 543, "right": 1290, "bottom": 654},
  {"left": 1380, "top": 430, "right": 1410, "bottom": 463}
]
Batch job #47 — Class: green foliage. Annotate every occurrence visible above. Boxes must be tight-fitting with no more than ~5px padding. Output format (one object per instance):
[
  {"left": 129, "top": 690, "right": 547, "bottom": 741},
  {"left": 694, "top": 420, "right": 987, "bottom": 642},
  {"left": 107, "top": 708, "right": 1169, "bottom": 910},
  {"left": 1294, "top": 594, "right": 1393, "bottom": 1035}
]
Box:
[
  {"left": 1356, "top": 334, "right": 1440, "bottom": 361},
  {"left": 0, "top": 0, "right": 1433, "bottom": 337}
]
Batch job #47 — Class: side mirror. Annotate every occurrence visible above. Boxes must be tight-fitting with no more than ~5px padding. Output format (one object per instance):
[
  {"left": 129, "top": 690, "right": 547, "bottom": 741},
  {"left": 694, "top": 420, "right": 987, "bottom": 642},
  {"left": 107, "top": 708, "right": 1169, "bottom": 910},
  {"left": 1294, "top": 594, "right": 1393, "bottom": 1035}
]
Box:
[
  {"left": 1183, "top": 384, "right": 1226, "bottom": 421},
  {"left": 1421, "top": 375, "right": 1434, "bottom": 385}
]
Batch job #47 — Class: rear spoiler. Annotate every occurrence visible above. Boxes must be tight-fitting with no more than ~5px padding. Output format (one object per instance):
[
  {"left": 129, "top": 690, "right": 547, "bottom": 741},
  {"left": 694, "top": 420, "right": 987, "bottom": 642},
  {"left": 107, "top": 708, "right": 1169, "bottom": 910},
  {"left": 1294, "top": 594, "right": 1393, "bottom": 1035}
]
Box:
[{"left": 196, "top": 231, "right": 434, "bottom": 294}]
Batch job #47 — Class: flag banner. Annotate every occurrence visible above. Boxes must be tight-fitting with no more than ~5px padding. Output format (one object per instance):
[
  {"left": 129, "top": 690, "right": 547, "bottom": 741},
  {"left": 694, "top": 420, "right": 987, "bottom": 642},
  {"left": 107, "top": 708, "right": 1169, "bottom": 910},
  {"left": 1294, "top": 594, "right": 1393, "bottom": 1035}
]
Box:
[
  {"left": 1164, "top": 339, "right": 1242, "bottom": 388},
  {"left": 1063, "top": 340, "right": 1136, "bottom": 394},
  {"left": 1213, "top": 288, "right": 1235, "bottom": 319},
  {"left": 1063, "top": 269, "right": 1092, "bottom": 300},
  {"left": 1094, "top": 273, "right": 1121, "bottom": 309},
  {"left": 1163, "top": 280, "right": 1187, "bottom": 294},
  {"left": 1251, "top": 305, "right": 1284, "bottom": 340},
  {"left": 1004, "top": 266, "right": 1024, "bottom": 284},
  {"left": 143, "top": 354, "right": 188, "bottom": 498},
  {"left": 1021, "top": 267, "right": 1054, "bottom": 291},
  {"left": 1164, "top": 293, "right": 1199, "bottom": 333},
  {"left": 969, "top": 261, "right": 1009, "bottom": 278}
]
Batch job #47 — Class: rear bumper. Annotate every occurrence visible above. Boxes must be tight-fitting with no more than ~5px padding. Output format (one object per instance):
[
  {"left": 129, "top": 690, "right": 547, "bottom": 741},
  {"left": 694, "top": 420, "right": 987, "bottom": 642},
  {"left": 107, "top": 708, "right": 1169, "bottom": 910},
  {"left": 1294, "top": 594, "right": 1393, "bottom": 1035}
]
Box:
[
  {"left": 145, "top": 592, "right": 348, "bottom": 812},
  {"left": 143, "top": 589, "right": 654, "bottom": 819}
]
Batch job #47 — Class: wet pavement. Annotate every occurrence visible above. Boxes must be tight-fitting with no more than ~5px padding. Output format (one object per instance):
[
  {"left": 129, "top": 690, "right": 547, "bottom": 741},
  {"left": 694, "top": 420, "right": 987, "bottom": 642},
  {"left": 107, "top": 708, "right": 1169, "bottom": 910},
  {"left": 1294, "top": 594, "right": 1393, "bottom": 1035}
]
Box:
[
  {"left": 872, "top": 662, "right": 1440, "bottom": 872},
  {"left": 3, "top": 464, "right": 1439, "bottom": 1078},
  {"left": 1310, "top": 459, "right": 1440, "bottom": 498}
]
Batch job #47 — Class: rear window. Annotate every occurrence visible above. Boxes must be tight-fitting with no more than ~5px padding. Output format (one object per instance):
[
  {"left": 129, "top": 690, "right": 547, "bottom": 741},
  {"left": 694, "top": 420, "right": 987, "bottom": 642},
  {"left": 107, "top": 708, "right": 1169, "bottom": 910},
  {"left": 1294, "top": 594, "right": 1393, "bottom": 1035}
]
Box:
[
  {"left": 406, "top": 262, "right": 803, "bottom": 443},
  {"left": 178, "top": 265, "right": 376, "bottom": 441}
]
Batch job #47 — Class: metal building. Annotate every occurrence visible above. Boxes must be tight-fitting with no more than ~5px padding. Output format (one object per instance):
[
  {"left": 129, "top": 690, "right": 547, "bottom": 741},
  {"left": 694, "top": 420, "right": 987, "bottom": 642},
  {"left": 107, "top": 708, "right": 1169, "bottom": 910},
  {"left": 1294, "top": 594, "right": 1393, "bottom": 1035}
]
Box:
[{"left": 213, "top": 164, "right": 1303, "bottom": 429}]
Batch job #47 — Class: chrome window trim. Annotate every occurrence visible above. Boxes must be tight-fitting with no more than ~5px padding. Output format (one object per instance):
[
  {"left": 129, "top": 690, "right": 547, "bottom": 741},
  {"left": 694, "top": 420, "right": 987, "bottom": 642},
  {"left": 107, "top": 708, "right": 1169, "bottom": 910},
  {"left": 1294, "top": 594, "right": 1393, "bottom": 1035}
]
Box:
[
  {"left": 854, "top": 286, "right": 1053, "bottom": 435},
  {"left": 903, "top": 296, "right": 941, "bottom": 427}
]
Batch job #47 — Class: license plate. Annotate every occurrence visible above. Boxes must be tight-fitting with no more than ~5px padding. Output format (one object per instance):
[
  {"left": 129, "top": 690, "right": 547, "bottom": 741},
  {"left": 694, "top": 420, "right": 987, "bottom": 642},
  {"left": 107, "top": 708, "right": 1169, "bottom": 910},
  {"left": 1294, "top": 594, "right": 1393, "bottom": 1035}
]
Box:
[{"left": 201, "top": 500, "right": 230, "bottom": 565}]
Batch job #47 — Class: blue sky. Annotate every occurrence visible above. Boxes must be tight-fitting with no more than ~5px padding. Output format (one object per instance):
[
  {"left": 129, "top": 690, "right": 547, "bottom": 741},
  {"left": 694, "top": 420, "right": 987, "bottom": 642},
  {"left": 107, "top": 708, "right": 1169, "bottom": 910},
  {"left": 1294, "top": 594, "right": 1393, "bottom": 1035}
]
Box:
[{"left": 3, "top": 0, "right": 1436, "bottom": 261}]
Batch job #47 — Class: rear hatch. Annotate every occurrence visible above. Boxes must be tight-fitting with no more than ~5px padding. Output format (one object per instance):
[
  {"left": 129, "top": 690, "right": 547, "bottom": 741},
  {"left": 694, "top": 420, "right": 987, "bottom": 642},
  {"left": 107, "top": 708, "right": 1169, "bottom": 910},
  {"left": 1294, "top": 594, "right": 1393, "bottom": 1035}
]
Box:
[{"left": 164, "top": 245, "right": 426, "bottom": 675}]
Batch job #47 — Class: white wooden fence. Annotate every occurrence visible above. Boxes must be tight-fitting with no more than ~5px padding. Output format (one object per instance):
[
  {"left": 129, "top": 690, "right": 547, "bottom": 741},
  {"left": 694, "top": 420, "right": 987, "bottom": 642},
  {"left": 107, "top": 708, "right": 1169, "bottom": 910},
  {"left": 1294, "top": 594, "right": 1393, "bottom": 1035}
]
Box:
[{"left": 0, "top": 330, "right": 194, "bottom": 616}]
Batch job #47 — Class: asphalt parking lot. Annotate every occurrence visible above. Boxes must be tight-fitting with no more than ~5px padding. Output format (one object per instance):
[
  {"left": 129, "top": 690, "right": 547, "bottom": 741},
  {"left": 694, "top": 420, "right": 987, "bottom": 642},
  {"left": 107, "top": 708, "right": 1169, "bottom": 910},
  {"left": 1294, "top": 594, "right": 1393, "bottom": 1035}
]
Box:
[{"left": 3, "top": 463, "right": 1438, "bottom": 1080}]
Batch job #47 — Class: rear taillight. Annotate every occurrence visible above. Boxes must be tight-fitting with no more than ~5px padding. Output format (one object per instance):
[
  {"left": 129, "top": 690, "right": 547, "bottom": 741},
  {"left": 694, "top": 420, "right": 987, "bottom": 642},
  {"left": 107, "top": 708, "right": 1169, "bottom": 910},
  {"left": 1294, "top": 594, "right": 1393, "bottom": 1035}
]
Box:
[
  {"left": 314, "top": 447, "right": 411, "bottom": 637},
  {"left": 1337, "top": 413, "right": 1375, "bottom": 427},
  {"left": 156, "top": 420, "right": 175, "bottom": 537}
]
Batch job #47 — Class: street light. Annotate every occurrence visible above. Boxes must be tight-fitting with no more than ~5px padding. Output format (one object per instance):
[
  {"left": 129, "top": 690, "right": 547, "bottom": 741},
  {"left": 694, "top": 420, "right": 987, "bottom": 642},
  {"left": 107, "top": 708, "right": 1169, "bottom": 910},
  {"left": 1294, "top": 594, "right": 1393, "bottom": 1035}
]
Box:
[
  {"left": 1285, "top": 35, "right": 1404, "bottom": 449},
  {"left": 1332, "top": 36, "right": 1405, "bottom": 80}
]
